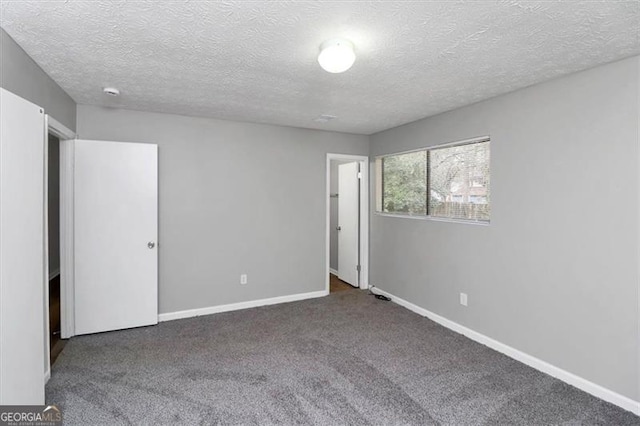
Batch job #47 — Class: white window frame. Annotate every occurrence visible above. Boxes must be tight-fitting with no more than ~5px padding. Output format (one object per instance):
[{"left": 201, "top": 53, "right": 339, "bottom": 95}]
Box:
[{"left": 375, "top": 135, "right": 491, "bottom": 226}]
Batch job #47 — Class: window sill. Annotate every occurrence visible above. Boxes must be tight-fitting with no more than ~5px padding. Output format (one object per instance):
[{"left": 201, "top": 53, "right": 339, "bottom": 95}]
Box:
[{"left": 374, "top": 212, "right": 490, "bottom": 226}]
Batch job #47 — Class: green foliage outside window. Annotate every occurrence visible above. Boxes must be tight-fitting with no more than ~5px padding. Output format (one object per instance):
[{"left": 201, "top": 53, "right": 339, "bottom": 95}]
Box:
[
  {"left": 382, "top": 151, "right": 427, "bottom": 215},
  {"left": 378, "top": 140, "right": 490, "bottom": 222}
]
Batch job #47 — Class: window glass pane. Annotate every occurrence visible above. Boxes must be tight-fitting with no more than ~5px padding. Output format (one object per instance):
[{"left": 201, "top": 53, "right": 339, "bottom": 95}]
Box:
[
  {"left": 429, "top": 141, "right": 490, "bottom": 221},
  {"left": 381, "top": 150, "right": 427, "bottom": 215}
]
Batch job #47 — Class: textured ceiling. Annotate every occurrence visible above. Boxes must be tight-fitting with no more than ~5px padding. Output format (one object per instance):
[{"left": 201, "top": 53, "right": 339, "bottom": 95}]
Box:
[{"left": 1, "top": 1, "right": 639, "bottom": 135}]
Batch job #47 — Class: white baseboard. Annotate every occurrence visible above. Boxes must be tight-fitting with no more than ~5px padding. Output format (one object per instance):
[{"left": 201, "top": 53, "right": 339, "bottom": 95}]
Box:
[
  {"left": 49, "top": 268, "right": 60, "bottom": 281},
  {"left": 374, "top": 287, "right": 640, "bottom": 416},
  {"left": 158, "top": 290, "right": 329, "bottom": 322},
  {"left": 329, "top": 268, "right": 339, "bottom": 276},
  {"left": 45, "top": 368, "right": 50, "bottom": 383}
]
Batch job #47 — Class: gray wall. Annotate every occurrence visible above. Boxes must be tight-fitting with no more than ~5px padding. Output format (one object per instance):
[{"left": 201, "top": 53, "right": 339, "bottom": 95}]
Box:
[
  {"left": 48, "top": 135, "right": 60, "bottom": 277},
  {"left": 0, "top": 28, "right": 76, "bottom": 131},
  {"left": 76, "top": 105, "right": 369, "bottom": 314},
  {"left": 369, "top": 56, "right": 639, "bottom": 401}
]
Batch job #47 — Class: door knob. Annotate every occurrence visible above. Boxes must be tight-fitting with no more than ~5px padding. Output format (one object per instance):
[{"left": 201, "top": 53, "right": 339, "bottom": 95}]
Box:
[{"left": 147, "top": 242, "right": 155, "bottom": 249}]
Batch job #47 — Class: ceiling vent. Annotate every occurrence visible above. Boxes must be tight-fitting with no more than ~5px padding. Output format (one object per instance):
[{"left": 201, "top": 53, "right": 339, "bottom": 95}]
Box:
[{"left": 314, "top": 114, "right": 337, "bottom": 123}]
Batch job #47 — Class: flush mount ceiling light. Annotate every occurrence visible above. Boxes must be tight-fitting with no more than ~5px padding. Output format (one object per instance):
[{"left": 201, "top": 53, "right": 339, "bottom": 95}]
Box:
[{"left": 318, "top": 39, "right": 356, "bottom": 73}]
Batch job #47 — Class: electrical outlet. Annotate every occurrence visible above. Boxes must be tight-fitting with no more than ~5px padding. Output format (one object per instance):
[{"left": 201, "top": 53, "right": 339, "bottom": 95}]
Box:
[
  {"left": 240, "top": 274, "right": 247, "bottom": 285},
  {"left": 460, "top": 293, "right": 468, "bottom": 307}
]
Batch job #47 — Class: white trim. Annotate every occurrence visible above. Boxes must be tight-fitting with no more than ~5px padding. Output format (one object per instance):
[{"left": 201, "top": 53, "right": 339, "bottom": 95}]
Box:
[
  {"left": 59, "top": 140, "right": 75, "bottom": 339},
  {"left": 359, "top": 158, "right": 369, "bottom": 290},
  {"left": 158, "top": 290, "right": 328, "bottom": 322},
  {"left": 326, "top": 153, "right": 369, "bottom": 293},
  {"left": 47, "top": 116, "right": 75, "bottom": 141},
  {"left": 637, "top": 56, "right": 640, "bottom": 417},
  {"left": 43, "top": 116, "right": 51, "bottom": 389},
  {"left": 374, "top": 287, "right": 640, "bottom": 415},
  {"left": 44, "top": 368, "right": 50, "bottom": 384},
  {"left": 374, "top": 135, "right": 490, "bottom": 158},
  {"left": 48, "top": 268, "right": 60, "bottom": 281},
  {"left": 329, "top": 268, "right": 339, "bottom": 276},
  {"left": 374, "top": 212, "right": 490, "bottom": 226}
]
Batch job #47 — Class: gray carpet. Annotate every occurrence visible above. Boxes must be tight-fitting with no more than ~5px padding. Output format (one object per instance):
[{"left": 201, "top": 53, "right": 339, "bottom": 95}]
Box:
[{"left": 47, "top": 290, "right": 639, "bottom": 425}]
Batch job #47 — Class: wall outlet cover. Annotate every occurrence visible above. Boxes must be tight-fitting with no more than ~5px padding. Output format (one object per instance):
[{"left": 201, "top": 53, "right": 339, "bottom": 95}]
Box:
[{"left": 460, "top": 293, "right": 468, "bottom": 306}]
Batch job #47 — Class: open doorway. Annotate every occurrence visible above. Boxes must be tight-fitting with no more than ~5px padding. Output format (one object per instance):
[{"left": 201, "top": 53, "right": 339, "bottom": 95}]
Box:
[
  {"left": 329, "top": 160, "right": 358, "bottom": 292},
  {"left": 44, "top": 116, "right": 75, "bottom": 380},
  {"left": 47, "top": 133, "right": 66, "bottom": 365},
  {"left": 326, "top": 154, "right": 369, "bottom": 294}
]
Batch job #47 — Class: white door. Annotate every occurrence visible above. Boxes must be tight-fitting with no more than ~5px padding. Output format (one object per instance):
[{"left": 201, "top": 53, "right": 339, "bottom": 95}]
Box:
[
  {"left": 338, "top": 162, "right": 359, "bottom": 287},
  {"left": 74, "top": 140, "right": 158, "bottom": 335},
  {"left": 0, "top": 89, "right": 46, "bottom": 404}
]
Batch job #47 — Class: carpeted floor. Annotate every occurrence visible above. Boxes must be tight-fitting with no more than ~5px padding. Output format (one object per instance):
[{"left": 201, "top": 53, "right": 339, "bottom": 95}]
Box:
[{"left": 47, "top": 290, "right": 639, "bottom": 425}]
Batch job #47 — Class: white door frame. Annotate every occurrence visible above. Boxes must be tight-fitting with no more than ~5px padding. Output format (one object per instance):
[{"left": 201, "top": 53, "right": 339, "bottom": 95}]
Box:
[
  {"left": 326, "top": 153, "right": 369, "bottom": 292},
  {"left": 59, "top": 139, "right": 76, "bottom": 340},
  {"left": 43, "top": 116, "right": 75, "bottom": 382},
  {"left": 47, "top": 116, "right": 75, "bottom": 141}
]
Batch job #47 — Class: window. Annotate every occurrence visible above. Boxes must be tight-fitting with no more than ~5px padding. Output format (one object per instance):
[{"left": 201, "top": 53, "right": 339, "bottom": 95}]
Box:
[
  {"left": 376, "top": 138, "right": 490, "bottom": 223},
  {"left": 380, "top": 150, "right": 427, "bottom": 215}
]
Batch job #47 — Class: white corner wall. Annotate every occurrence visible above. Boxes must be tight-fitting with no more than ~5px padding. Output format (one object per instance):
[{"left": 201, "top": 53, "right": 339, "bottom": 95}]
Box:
[{"left": 369, "top": 56, "right": 640, "bottom": 402}]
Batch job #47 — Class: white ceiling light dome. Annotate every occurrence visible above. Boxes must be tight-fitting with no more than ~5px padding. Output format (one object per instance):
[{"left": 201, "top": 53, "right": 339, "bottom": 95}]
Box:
[{"left": 318, "top": 38, "right": 356, "bottom": 73}]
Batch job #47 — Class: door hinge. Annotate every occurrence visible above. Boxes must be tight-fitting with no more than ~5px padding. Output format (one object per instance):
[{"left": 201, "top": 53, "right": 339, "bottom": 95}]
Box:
[
  {"left": 356, "top": 265, "right": 361, "bottom": 272},
  {"left": 357, "top": 172, "right": 362, "bottom": 179}
]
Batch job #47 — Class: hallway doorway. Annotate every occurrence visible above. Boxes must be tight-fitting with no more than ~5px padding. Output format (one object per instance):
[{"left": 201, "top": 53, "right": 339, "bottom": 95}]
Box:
[
  {"left": 47, "top": 133, "right": 66, "bottom": 366},
  {"left": 325, "top": 153, "right": 369, "bottom": 293}
]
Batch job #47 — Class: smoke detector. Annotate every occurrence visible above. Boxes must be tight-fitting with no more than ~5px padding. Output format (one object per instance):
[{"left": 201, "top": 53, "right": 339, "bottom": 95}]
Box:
[
  {"left": 314, "top": 114, "right": 337, "bottom": 123},
  {"left": 103, "top": 87, "right": 120, "bottom": 97}
]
